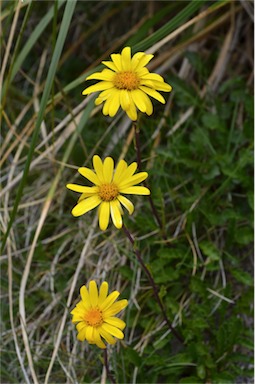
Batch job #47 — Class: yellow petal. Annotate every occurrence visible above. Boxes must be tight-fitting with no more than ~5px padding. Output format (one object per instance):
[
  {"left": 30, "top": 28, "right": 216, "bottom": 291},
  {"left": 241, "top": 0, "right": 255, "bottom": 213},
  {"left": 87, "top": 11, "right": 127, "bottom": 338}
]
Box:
[
  {"left": 110, "top": 53, "right": 122, "bottom": 71},
  {"left": 97, "top": 89, "right": 112, "bottom": 101},
  {"left": 98, "top": 282, "right": 109, "bottom": 306},
  {"left": 82, "top": 82, "right": 114, "bottom": 95},
  {"left": 95, "top": 97, "right": 103, "bottom": 106},
  {"left": 113, "top": 159, "right": 128, "bottom": 184},
  {"left": 76, "top": 322, "right": 87, "bottom": 332},
  {"left": 99, "top": 201, "right": 110, "bottom": 231},
  {"left": 104, "top": 317, "right": 126, "bottom": 330},
  {"left": 66, "top": 184, "right": 98, "bottom": 194},
  {"left": 139, "top": 86, "right": 166, "bottom": 104},
  {"left": 104, "top": 299, "right": 128, "bottom": 317},
  {"left": 143, "top": 79, "right": 172, "bottom": 92},
  {"left": 100, "top": 291, "right": 120, "bottom": 311},
  {"left": 71, "top": 313, "right": 84, "bottom": 322},
  {"left": 130, "top": 89, "right": 147, "bottom": 113},
  {"left": 118, "top": 172, "right": 148, "bottom": 189},
  {"left": 135, "top": 54, "right": 154, "bottom": 71},
  {"left": 110, "top": 200, "right": 123, "bottom": 229},
  {"left": 134, "top": 89, "right": 153, "bottom": 115},
  {"left": 86, "top": 69, "right": 115, "bottom": 81},
  {"left": 131, "top": 52, "right": 145, "bottom": 70},
  {"left": 103, "top": 157, "right": 114, "bottom": 183},
  {"left": 153, "top": 80, "right": 172, "bottom": 92},
  {"left": 120, "top": 162, "right": 137, "bottom": 182},
  {"left": 102, "top": 97, "right": 111, "bottom": 116},
  {"left": 80, "top": 285, "right": 90, "bottom": 306},
  {"left": 89, "top": 280, "right": 98, "bottom": 306},
  {"left": 102, "top": 60, "right": 118, "bottom": 72},
  {"left": 93, "top": 328, "right": 106, "bottom": 349},
  {"left": 78, "top": 167, "right": 100, "bottom": 185},
  {"left": 121, "top": 46, "right": 131, "bottom": 71},
  {"left": 120, "top": 89, "right": 130, "bottom": 111},
  {"left": 138, "top": 67, "right": 150, "bottom": 76},
  {"left": 101, "top": 323, "right": 124, "bottom": 339},
  {"left": 142, "top": 92, "right": 153, "bottom": 115},
  {"left": 85, "top": 326, "right": 94, "bottom": 342},
  {"left": 71, "top": 195, "right": 101, "bottom": 217},
  {"left": 93, "top": 155, "right": 105, "bottom": 183},
  {"left": 99, "top": 327, "right": 117, "bottom": 345},
  {"left": 117, "top": 195, "right": 135, "bottom": 215},
  {"left": 74, "top": 301, "right": 87, "bottom": 313},
  {"left": 118, "top": 203, "right": 124, "bottom": 215},
  {"left": 126, "top": 99, "right": 137, "bottom": 121},
  {"left": 78, "top": 192, "right": 94, "bottom": 203},
  {"left": 119, "top": 186, "right": 150, "bottom": 195},
  {"left": 139, "top": 79, "right": 155, "bottom": 88},
  {"left": 117, "top": 195, "right": 134, "bottom": 215},
  {"left": 141, "top": 72, "right": 164, "bottom": 82},
  {"left": 77, "top": 326, "right": 87, "bottom": 341},
  {"left": 108, "top": 90, "right": 121, "bottom": 117}
]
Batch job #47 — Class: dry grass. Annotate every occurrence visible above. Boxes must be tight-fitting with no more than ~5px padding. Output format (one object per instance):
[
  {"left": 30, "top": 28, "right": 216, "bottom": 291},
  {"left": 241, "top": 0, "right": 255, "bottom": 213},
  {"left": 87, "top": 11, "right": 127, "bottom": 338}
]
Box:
[{"left": 1, "top": 1, "right": 253, "bottom": 383}]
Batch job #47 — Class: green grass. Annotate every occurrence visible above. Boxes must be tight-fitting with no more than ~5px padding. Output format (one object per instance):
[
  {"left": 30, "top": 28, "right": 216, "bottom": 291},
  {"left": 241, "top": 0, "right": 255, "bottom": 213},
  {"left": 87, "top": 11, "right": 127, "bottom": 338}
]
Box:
[{"left": 1, "top": 1, "right": 253, "bottom": 383}]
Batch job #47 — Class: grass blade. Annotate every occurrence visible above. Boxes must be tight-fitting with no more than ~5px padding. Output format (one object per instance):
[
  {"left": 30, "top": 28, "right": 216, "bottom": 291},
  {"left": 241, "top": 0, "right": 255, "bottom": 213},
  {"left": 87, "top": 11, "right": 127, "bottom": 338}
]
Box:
[
  {"left": 1, "top": 0, "right": 65, "bottom": 102},
  {"left": 1, "top": 0, "right": 77, "bottom": 252}
]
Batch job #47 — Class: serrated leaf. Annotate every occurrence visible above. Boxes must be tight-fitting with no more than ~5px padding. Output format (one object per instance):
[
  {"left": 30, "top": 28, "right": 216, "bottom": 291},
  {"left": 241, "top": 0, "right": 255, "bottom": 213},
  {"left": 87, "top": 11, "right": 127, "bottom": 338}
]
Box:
[
  {"left": 199, "top": 241, "right": 221, "bottom": 261},
  {"left": 196, "top": 365, "right": 206, "bottom": 379},
  {"left": 231, "top": 269, "right": 253, "bottom": 286},
  {"left": 235, "top": 226, "right": 253, "bottom": 245},
  {"left": 125, "top": 348, "right": 142, "bottom": 367},
  {"left": 180, "top": 377, "right": 203, "bottom": 384}
]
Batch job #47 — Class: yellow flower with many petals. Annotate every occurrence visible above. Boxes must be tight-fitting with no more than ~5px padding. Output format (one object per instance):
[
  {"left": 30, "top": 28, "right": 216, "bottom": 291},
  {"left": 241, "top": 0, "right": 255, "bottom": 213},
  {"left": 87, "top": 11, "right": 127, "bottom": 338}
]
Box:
[
  {"left": 71, "top": 281, "right": 128, "bottom": 349},
  {"left": 82, "top": 46, "right": 172, "bottom": 121},
  {"left": 66, "top": 155, "right": 150, "bottom": 230}
]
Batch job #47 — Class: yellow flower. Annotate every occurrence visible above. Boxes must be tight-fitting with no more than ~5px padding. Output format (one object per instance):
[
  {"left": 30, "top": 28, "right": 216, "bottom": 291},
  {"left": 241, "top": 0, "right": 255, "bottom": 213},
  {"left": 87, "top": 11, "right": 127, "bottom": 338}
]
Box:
[
  {"left": 71, "top": 281, "right": 128, "bottom": 349},
  {"left": 82, "top": 46, "right": 172, "bottom": 121},
  {"left": 66, "top": 155, "right": 150, "bottom": 230}
]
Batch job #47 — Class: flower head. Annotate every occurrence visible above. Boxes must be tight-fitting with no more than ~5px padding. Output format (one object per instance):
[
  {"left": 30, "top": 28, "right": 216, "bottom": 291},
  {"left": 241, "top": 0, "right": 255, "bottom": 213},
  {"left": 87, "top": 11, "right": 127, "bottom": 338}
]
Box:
[
  {"left": 71, "top": 281, "right": 128, "bottom": 349},
  {"left": 82, "top": 46, "right": 172, "bottom": 121},
  {"left": 66, "top": 155, "right": 150, "bottom": 230}
]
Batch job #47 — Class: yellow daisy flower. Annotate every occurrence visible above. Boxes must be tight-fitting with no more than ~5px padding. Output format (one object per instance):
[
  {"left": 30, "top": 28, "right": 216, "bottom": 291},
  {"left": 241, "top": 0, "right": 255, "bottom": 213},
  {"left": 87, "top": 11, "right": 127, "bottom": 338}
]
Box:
[
  {"left": 82, "top": 46, "right": 172, "bottom": 121},
  {"left": 66, "top": 155, "right": 150, "bottom": 230},
  {"left": 71, "top": 280, "right": 128, "bottom": 349}
]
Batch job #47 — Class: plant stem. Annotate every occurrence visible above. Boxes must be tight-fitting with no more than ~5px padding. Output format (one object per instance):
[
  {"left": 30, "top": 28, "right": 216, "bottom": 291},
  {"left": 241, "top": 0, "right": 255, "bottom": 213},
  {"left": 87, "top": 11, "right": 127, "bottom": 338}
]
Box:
[
  {"left": 122, "top": 224, "right": 183, "bottom": 344},
  {"left": 133, "top": 122, "right": 167, "bottom": 240},
  {"left": 133, "top": 122, "right": 142, "bottom": 170},
  {"left": 103, "top": 348, "right": 116, "bottom": 384}
]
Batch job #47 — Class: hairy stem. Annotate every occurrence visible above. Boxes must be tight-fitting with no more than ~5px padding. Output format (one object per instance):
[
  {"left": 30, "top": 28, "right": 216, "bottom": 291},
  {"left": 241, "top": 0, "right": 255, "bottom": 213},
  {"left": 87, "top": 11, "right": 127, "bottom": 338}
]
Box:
[
  {"left": 103, "top": 348, "right": 116, "bottom": 384},
  {"left": 133, "top": 122, "right": 142, "bottom": 170},
  {"left": 133, "top": 122, "right": 167, "bottom": 240},
  {"left": 122, "top": 224, "right": 183, "bottom": 344}
]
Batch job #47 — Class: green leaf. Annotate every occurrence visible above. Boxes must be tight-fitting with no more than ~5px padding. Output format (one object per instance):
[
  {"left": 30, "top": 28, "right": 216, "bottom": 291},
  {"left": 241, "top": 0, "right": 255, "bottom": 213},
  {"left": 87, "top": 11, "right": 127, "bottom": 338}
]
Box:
[
  {"left": 199, "top": 241, "right": 221, "bottom": 261},
  {"left": 201, "top": 113, "right": 223, "bottom": 131},
  {"left": 210, "top": 372, "right": 235, "bottom": 383},
  {"left": 119, "top": 266, "right": 134, "bottom": 281},
  {"left": 247, "top": 191, "right": 254, "bottom": 210},
  {"left": 234, "top": 226, "right": 253, "bottom": 245},
  {"left": 180, "top": 377, "right": 203, "bottom": 384},
  {"left": 196, "top": 365, "right": 206, "bottom": 380},
  {"left": 216, "top": 317, "right": 242, "bottom": 357},
  {"left": 231, "top": 269, "right": 253, "bottom": 286},
  {"left": 125, "top": 348, "right": 142, "bottom": 367}
]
